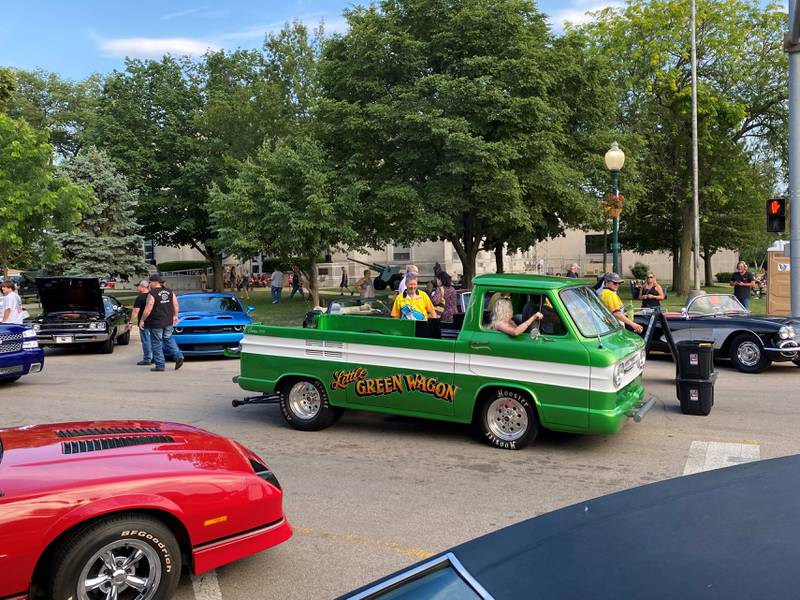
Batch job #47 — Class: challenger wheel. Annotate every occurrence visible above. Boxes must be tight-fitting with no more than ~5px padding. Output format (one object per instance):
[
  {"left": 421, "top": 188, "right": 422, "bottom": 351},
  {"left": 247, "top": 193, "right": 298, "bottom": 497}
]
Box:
[
  {"left": 729, "top": 334, "right": 771, "bottom": 373},
  {"left": 49, "top": 514, "right": 181, "bottom": 600},
  {"left": 280, "top": 378, "right": 343, "bottom": 431},
  {"left": 478, "top": 389, "right": 538, "bottom": 450}
]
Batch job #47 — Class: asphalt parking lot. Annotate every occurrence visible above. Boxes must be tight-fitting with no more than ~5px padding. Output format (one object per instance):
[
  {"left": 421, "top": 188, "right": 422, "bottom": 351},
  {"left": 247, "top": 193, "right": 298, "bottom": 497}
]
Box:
[{"left": 3, "top": 334, "right": 800, "bottom": 599}]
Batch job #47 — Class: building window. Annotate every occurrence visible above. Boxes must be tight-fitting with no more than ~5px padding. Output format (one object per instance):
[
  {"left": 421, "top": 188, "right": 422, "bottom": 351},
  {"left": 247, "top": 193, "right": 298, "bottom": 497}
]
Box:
[
  {"left": 143, "top": 240, "right": 156, "bottom": 265},
  {"left": 585, "top": 234, "right": 611, "bottom": 255},
  {"left": 392, "top": 244, "right": 411, "bottom": 262}
]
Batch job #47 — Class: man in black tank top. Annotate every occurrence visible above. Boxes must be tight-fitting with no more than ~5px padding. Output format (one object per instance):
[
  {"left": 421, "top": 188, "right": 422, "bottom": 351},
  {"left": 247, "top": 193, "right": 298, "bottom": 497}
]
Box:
[{"left": 139, "top": 274, "right": 184, "bottom": 371}]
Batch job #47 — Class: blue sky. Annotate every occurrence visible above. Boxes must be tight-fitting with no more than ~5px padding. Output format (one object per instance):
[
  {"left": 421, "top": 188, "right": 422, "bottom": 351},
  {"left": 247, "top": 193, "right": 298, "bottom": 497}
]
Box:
[{"left": 2, "top": 0, "right": 645, "bottom": 80}]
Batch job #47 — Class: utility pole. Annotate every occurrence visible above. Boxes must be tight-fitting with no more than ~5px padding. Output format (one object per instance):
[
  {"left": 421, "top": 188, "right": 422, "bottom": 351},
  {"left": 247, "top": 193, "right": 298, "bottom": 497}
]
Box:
[
  {"left": 788, "top": 0, "right": 800, "bottom": 317},
  {"left": 691, "top": 0, "right": 701, "bottom": 290}
]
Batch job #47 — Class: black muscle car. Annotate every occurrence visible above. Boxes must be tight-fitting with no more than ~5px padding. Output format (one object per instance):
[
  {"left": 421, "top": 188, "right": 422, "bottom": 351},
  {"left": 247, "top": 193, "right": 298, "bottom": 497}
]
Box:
[
  {"left": 29, "top": 277, "right": 131, "bottom": 353},
  {"left": 634, "top": 293, "right": 800, "bottom": 373}
]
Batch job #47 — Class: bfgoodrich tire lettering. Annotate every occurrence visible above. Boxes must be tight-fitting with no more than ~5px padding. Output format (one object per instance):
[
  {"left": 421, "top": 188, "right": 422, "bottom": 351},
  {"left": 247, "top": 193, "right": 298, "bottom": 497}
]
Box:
[
  {"left": 49, "top": 513, "right": 181, "bottom": 600},
  {"left": 280, "top": 377, "right": 343, "bottom": 431},
  {"left": 479, "top": 389, "right": 538, "bottom": 450}
]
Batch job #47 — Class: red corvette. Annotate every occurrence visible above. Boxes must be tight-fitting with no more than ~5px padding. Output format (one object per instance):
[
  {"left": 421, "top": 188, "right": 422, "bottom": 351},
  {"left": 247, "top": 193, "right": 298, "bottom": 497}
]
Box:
[{"left": 0, "top": 420, "right": 292, "bottom": 600}]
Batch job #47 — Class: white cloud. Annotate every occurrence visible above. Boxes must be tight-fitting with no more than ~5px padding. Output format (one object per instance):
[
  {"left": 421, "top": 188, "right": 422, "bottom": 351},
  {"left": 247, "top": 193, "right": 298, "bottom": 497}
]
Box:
[
  {"left": 550, "top": 1, "right": 623, "bottom": 30},
  {"left": 98, "top": 36, "right": 220, "bottom": 58}
]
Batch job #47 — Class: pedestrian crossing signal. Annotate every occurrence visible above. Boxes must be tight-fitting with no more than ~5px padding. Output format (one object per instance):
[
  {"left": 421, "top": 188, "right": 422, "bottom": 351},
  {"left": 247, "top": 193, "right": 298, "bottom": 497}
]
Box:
[{"left": 767, "top": 198, "right": 786, "bottom": 233}]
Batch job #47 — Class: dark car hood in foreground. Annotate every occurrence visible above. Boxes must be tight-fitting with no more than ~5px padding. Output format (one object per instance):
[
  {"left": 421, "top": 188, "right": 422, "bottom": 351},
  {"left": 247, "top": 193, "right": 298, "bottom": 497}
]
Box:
[
  {"left": 345, "top": 456, "right": 800, "bottom": 599},
  {"left": 36, "top": 277, "right": 104, "bottom": 315}
]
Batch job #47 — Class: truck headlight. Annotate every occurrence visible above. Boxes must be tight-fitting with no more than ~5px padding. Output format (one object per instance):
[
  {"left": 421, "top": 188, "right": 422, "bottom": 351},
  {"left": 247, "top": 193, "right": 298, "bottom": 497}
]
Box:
[
  {"left": 22, "top": 340, "right": 39, "bottom": 349},
  {"left": 779, "top": 326, "right": 792, "bottom": 340},
  {"left": 22, "top": 328, "right": 37, "bottom": 339},
  {"left": 613, "top": 362, "right": 625, "bottom": 388},
  {"left": 32, "top": 323, "right": 40, "bottom": 332},
  {"left": 639, "top": 349, "right": 646, "bottom": 369},
  {"left": 89, "top": 322, "right": 107, "bottom": 330}
]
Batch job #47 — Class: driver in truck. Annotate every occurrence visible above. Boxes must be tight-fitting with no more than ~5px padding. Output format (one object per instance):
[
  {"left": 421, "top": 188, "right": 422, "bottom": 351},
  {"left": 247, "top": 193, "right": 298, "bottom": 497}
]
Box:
[{"left": 599, "top": 273, "right": 643, "bottom": 334}]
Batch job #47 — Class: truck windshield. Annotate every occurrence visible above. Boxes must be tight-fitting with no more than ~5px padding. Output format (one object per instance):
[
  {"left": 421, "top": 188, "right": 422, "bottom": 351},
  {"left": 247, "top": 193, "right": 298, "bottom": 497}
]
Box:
[{"left": 560, "top": 286, "right": 621, "bottom": 338}]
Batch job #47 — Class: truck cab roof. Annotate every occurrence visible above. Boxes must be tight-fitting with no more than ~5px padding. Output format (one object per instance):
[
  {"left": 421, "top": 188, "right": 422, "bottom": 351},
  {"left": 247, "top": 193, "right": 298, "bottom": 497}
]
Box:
[{"left": 471, "top": 273, "right": 586, "bottom": 290}]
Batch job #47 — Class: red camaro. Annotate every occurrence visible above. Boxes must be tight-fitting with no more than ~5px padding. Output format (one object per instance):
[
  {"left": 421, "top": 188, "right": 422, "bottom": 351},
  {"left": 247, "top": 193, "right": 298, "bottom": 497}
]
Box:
[{"left": 0, "top": 420, "right": 292, "bottom": 600}]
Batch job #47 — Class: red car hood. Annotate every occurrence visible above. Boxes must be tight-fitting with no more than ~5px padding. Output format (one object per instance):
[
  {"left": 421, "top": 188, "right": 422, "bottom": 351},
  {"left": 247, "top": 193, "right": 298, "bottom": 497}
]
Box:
[{"left": 0, "top": 420, "right": 251, "bottom": 495}]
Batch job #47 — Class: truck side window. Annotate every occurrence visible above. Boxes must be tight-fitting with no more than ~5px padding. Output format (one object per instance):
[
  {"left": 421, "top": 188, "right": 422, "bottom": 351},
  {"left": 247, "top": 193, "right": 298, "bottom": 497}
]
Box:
[{"left": 482, "top": 291, "right": 566, "bottom": 335}]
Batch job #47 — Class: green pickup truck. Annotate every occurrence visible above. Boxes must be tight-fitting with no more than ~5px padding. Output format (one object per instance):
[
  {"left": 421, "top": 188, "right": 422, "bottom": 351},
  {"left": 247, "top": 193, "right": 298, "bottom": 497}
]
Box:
[{"left": 235, "top": 274, "right": 652, "bottom": 450}]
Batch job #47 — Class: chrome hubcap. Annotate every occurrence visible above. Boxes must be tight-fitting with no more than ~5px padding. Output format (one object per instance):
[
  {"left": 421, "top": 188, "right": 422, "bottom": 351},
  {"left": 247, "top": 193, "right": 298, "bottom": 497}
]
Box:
[
  {"left": 486, "top": 397, "right": 528, "bottom": 442},
  {"left": 78, "top": 539, "right": 160, "bottom": 600},
  {"left": 288, "top": 381, "right": 322, "bottom": 420},
  {"left": 737, "top": 341, "right": 761, "bottom": 367}
]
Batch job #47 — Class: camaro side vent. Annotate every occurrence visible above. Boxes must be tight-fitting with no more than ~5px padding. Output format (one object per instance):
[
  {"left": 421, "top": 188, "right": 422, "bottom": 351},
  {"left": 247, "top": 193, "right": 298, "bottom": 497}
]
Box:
[
  {"left": 56, "top": 426, "right": 163, "bottom": 438},
  {"left": 62, "top": 435, "right": 175, "bottom": 454}
]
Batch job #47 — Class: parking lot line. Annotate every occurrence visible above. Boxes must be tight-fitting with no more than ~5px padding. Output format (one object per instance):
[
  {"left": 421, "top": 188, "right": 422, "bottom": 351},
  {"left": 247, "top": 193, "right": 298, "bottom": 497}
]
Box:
[
  {"left": 294, "top": 525, "right": 435, "bottom": 560},
  {"left": 683, "top": 441, "right": 761, "bottom": 475},
  {"left": 192, "top": 571, "right": 223, "bottom": 600}
]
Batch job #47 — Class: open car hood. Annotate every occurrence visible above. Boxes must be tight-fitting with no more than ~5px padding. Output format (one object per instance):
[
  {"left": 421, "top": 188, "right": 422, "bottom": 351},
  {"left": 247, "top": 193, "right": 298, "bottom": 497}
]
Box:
[{"left": 36, "top": 277, "right": 104, "bottom": 315}]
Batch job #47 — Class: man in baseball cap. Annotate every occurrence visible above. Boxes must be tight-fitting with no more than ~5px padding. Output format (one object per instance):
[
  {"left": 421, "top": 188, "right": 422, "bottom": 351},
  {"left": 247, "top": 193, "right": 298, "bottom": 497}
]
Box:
[
  {"left": 129, "top": 279, "right": 152, "bottom": 365},
  {"left": 599, "top": 272, "right": 643, "bottom": 333}
]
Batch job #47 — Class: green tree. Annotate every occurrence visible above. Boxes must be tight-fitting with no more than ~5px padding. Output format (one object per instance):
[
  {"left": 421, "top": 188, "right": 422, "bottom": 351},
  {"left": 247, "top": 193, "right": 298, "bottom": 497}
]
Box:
[
  {"left": 0, "top": 113, "right": 87, "bottom": 277},
  {"left": 6, "top": 69, "right": 102, "bottom": 159},
  {"left": 318, "top": 0, "right": 609, "bottom": 286},
  {"left": 583, "top": 0, "right": 787, "bottom": 294},
  {"left": 89, "top": 57, "right": 229, "bottom": 288},
  {"left": 211, "top": 135, "right": 356, "bottom": 306},
  {"left": 53, "top": 147, "right": 148, "bottom": 277},
  {"left": 0, "top": 68, "right": 15, "bottom": 112}
]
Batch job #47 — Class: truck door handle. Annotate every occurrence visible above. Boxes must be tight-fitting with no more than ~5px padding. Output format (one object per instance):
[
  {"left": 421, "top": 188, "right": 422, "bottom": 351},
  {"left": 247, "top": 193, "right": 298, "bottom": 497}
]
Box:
[{"left": 470, "top": 341, "right": 490, "bottom": 350}]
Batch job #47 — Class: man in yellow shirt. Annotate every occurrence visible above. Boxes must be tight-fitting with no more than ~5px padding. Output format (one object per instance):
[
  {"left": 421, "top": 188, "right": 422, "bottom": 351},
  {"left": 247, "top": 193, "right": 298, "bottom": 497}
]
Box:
[
  {"left": 599, "top": 273, "right": 643, "bottom": 333},
  {"left": 391, "top": 273, "right": 437, "bottom": 320}
]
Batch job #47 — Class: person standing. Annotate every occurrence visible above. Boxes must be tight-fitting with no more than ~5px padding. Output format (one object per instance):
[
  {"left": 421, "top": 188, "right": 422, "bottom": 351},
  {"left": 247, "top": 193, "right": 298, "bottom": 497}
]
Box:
[
  {"left": 199, "top": 271, "right": 207, "bottom": 291},
  {"left": 390, "top": 273, "right": 437, "bottom": 320},
  {"left": 339, "top": 266, "right": 350, "bottom": 294},
  {"left": 439, "top": 271, "right": 457, "bottom": 323},
  {"left": 0, "top": 282, "right": 24, "bottom": 324},
  {"left": 240, "top": 272, "right": 251, "bottom": 299},
  {"left": 598, "top": 273, "right": 643, "bottom": 333},
  {"left": 640, "top": 273, "right": 665, "bottom": 309},
  {"left": 730, "top": 261, "right": 756, "bottom": 310},
  {"left": 129, "top": 279, "right": 152, "bottom": 365},
  {"left": 397, "top": 264, "right": 419, "bottom": 294},
  {"left": 566, "top": 263, "right": 580, "bottom": 278},
  {"left": 290, "top": 265, "right": 305, "bottom": 300},
  {"left": 355, "top": 269, "right": 375, "bottom": 299},
  {"left": 271, "top": 267, "right": 284, "bottom": 304},
  {"left": 139, "top": 274, "right": 184, "bottom": 372}
]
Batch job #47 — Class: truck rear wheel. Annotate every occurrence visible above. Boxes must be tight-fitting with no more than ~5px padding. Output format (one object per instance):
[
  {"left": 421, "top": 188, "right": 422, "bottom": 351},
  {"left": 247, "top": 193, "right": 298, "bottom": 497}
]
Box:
[
  {"left": 478, "top": 389, "right": 538, "bottom": 450},
  {"left": 280, "top": 378, "right": 343, "bottom": 431}
]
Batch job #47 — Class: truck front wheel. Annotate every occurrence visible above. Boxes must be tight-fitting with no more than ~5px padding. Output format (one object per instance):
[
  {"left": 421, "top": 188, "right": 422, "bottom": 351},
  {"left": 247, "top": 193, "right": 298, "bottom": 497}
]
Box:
[
  {"left": 280, "top": 378, "right": 343, "bottom": 431},
  {"left": 478, "top": 389, "right": 538, "bottom": 450}
]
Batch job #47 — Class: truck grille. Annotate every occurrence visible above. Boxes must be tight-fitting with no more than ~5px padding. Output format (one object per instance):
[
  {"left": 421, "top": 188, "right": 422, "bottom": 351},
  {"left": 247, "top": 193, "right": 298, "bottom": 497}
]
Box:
[
  {"left": 177, "top": 325, "right": 240, "bottom": 334},
  {"left": 37, "top": 322, "right": 96, "bottom": 331},
  {"left": 0, "top": 333, "right": 23, "bottom": 354},
  {"left": 62, "top": 435, "right": 175, "bottom": 454}
]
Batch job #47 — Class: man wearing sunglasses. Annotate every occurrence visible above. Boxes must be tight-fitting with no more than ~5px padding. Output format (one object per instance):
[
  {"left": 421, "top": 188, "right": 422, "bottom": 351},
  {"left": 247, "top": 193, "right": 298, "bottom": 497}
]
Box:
[{"left": 599, "top": 273, "right": 643, "bottom": 333}]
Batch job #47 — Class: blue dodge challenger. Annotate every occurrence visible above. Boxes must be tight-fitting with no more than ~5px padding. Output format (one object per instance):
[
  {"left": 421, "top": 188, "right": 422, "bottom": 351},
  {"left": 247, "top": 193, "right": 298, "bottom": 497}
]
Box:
[{"left": 173, "top": 293, "right": 254, "bottom": 356}]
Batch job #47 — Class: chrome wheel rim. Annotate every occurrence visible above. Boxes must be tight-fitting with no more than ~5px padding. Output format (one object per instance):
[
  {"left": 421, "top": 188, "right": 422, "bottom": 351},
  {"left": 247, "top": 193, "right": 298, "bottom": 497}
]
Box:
[
  {"left": 736, "top": 341, "right": 761, "bottom": 367},
  {"left": 486, "top": 397, "right": 528, "bottom": 442},
  {"left": 288, "top": 381, "right": 321, "bottom": 420},
  {"left": 78, "top": 539, "right": 161, "bottom": 600}
]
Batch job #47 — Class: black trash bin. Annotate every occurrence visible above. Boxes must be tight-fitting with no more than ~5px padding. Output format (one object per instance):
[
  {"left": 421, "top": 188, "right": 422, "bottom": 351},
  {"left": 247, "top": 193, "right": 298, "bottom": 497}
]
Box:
[
  {"left": 676, "top": 340, "right": 715, "bottom": 379},
  {"left": 677, "top": 372, "right": 717, "bottom": 416}
]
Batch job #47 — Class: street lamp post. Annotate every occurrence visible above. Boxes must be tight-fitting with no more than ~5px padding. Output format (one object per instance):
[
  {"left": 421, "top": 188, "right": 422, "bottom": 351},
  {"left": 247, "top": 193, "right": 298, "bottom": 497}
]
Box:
[{"left": 604, "top": 142, "right": 626, "bottom": 275}]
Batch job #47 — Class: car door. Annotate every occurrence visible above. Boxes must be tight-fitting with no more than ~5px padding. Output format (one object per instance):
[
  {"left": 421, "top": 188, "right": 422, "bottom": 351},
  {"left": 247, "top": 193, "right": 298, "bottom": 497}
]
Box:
[{"left": 466, "top": 290, "right": 591, "bottom": 430}]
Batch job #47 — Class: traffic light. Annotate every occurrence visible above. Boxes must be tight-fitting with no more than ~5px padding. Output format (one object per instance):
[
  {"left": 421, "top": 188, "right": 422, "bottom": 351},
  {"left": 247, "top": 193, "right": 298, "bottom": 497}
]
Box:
[{"left": 767, "top": 198, "right": 786, "bottom": 233}]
